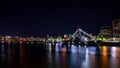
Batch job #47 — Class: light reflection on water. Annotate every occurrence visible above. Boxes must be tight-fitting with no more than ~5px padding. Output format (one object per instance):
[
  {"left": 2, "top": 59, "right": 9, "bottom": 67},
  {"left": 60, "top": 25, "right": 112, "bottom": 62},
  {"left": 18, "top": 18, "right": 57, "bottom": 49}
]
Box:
[{"left": 0, "top": 44, "right": 120, "bottom": 68}]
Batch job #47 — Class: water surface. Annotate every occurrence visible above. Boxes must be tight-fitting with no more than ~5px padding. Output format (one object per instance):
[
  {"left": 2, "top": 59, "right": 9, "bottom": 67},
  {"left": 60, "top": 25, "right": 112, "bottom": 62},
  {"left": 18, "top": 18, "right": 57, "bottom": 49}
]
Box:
[{"left": 0, "top": 44, "right": 120, "bottom": 68}]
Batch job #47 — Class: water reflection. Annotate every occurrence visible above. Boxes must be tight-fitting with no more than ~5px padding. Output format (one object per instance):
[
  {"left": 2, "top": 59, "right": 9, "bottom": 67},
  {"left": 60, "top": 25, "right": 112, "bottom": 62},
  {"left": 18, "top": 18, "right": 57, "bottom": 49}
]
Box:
[{"left": 0, "top": 44, "right": 120, "bottom": 68}]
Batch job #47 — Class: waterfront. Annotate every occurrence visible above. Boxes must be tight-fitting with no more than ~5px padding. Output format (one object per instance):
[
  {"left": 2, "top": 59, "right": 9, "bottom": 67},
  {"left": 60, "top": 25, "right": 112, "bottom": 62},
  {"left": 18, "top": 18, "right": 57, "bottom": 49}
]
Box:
[{"left": 0, "top": 44, "right": 120, "bottom": 68}]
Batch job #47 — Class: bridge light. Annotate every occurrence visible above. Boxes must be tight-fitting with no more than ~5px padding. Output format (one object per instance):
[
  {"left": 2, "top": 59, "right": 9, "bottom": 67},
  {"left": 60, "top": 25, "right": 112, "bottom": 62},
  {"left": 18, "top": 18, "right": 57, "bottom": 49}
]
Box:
[
  {"left": 84, "top": 38, "right": 88, "bottom": 41},
  {"left": 64, "top": 34, "right": 67, "bottom": 38}
]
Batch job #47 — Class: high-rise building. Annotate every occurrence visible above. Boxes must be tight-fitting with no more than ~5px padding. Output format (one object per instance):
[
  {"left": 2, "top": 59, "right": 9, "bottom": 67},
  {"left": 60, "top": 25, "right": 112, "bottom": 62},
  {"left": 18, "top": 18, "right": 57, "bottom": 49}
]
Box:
[
  {"left": 99, "top": 26, "right": 112, "bottom": 38},
  {"left": 112, "top": 19, "right": 120, "bottom": 38}
]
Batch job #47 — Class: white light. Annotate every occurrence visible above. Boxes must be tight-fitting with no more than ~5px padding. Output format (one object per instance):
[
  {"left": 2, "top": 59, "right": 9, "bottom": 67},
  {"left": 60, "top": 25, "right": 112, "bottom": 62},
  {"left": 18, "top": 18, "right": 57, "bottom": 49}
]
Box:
[
  {"left": 71, "top": 45, "right": 79, "bottom": 53},
  {"left": 5, "top": 36, "right": 11, "bottom": 38},
  {"left": 111, "top": 47, "right": 117, "bottom": 57},
  {"left": 111, "top": 47, "right": 117, "bottom": 52},
  {"left": 84, "top": 38, "right": 88, "bottom": 41}
]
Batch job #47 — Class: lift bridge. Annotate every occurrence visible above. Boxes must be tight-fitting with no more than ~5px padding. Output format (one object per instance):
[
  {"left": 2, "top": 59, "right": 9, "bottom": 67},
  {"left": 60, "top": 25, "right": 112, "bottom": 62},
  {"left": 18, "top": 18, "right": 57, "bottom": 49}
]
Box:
[
  {"left": 71, "top": 26, "right": 93, "bottom": 45},
  {"left": 45, "top": 26, "right": 93, "bottom": 45}
]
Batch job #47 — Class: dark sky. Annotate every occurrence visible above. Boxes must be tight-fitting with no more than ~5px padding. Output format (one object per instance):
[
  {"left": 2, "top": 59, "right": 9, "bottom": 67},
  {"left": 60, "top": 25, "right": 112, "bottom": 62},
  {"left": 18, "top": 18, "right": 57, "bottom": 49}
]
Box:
[{"left": 0, "top": 0, "right": 120, "bottom": 36}]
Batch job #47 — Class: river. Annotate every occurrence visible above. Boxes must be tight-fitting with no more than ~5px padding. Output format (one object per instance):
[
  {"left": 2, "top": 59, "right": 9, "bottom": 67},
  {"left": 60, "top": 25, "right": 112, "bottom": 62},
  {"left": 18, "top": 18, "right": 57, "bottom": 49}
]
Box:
[{"left": 0, "top": 44, "right": 120, "bottom": 68}]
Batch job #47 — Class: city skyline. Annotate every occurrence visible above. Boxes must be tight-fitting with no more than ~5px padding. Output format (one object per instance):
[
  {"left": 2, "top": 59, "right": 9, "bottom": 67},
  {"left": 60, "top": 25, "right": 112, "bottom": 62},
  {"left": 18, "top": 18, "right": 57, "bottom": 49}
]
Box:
[
  {"left": 1, "top": 1, "right": 120, "bottom": 68},
  {"left": 0, "top": 1, "right": 120, "bottom": 36}
]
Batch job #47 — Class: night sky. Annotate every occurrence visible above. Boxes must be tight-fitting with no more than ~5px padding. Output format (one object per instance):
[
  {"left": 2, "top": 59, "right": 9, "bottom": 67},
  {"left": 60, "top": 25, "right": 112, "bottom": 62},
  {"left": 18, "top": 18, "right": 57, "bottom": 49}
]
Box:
[{"left": 0, "top": 0, "right": 120, "bottom": 37}]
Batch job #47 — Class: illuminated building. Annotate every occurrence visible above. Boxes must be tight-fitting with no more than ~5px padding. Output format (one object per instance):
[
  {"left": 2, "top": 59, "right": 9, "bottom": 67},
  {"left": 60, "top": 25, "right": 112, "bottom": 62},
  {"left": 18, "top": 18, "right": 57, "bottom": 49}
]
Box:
[
  {"left": 99, "top": 26, "right": 112, "bottom": 38},
  {"left": 112, "top": 19, "right": 120, "bottom": 38}
]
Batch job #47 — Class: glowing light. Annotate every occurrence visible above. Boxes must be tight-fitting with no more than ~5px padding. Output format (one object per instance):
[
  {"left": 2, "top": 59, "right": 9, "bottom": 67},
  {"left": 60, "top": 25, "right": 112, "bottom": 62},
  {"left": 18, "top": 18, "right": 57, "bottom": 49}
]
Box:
[
  {"left": 102, "top": 37, "right": 107, "bottom": 42},
  {"left": 62, "top": 48, "right": 66, "bottom": 52},
  {"left": 84, "top": 38, "right": 88, "bottom": 41},
  {"left": 64, "top": 34, "right": 67, "bottom": 38},
  {"left": 102, "top": 46, "right": 108, "bottom": 56},
  {"left": 5, "top": 36, "right": 11, "bottom": 38},
  {"left": 56, "top": 36, "right": 62, "bottom": 42},
  {"left": 71, "top": 45, "right": 79, "bottom": 53},
  {"left": 111, "top": 47, "right": 117, "bottom": 52},
  {"left": 111, "top": 47, "right": 117, "bottom": 57}
]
